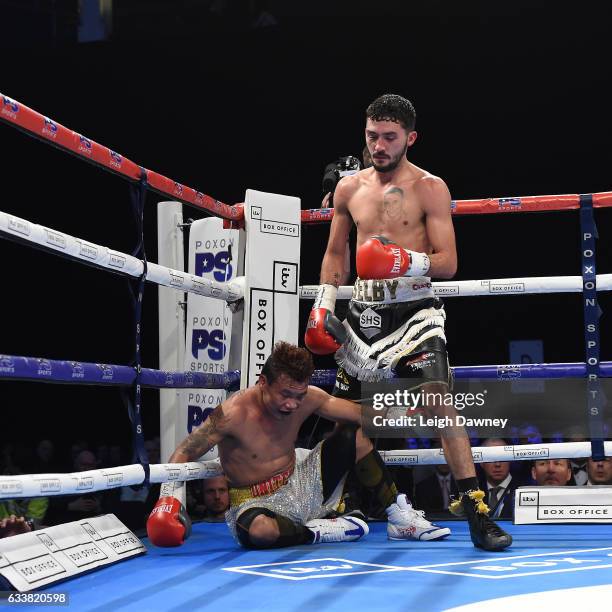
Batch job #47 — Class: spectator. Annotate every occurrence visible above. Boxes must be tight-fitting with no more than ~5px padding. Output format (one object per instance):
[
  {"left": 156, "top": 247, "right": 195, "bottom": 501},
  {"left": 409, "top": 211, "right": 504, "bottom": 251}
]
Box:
[
  {"left": 531, "top": 459, "right": 573, "bottom": 486},
  {"left": 0, "top": 515, "right": 33, "bottom": 538},
  {"left": 70, "top": 439, "right": 90, "bottom": 464},
  {"left": 0, "top": 505, "right": 39, "bottom": 532},
  {"left": 0, "top": 462, "right": 48, "bottom": 530},
  {"left": 74, "top": 450, "right": 98, "bottom": 472},
  {"left": 200, "top": 476, "right": 230, "bottom": 522},
  {"left": 414, "top": 461, "right": 458, "bottom": 516},
  {"left": 587, "top": 457, "right": 612, "bottom": 485},
  {"left": 0, "top": 468, "right": 48, "bottom": 530},
  {"left": 571, "top": 457, "right": 589, "bottom": 486},
  {"left": 46, "top": 450, "right": 106, "bottom": 524},
  {"left": 33, "top": 439, "right": 62, "bottom": 472},
  {"left": 478, "top": 439, "right": 521, "bottom": 519}
]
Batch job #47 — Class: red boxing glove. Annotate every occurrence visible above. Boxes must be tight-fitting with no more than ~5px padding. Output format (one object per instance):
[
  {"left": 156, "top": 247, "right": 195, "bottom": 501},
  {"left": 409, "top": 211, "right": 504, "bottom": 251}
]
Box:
[
  {"left": 356, "top": 236, "right": 430, "bottom": 280},
  {"left": 146, "top": 482, "right": 192, "bottom": 547},
  {"left": 305, "top": 284, "right": 347, "bottom": 355}
]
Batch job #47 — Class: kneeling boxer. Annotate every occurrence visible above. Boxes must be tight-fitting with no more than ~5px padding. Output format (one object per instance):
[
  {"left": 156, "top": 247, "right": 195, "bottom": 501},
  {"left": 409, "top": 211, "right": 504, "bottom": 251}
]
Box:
[{"left": 147, "top": 342, "right": 449, "bottom": 549}]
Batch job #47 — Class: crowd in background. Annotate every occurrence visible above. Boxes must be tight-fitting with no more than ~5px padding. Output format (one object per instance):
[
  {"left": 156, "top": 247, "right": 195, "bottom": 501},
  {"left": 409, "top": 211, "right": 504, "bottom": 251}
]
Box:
[
  {"left": 298, "top": 420, "right": 612, "bottom": 521},
  {"left": 0, "top": 437, "right": 226, "bottom": 537},
  {"left": 2, "top": 421, "right": 610, "bottom": 539}
]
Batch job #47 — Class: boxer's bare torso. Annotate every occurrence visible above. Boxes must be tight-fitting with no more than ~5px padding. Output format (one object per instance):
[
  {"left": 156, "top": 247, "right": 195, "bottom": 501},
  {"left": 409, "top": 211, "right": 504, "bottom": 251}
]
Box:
[
  {"left": 217, "top": 386, "right": 314, "bottom": 486},
  {"left": 342, "top": 163, "right": 440, "bottom": 253},
  {"left": 169, "top": 377, "right": 362, "bottom": 487},
  {"left": 320, "top": 119, "right": 457, "bottom": 283}
]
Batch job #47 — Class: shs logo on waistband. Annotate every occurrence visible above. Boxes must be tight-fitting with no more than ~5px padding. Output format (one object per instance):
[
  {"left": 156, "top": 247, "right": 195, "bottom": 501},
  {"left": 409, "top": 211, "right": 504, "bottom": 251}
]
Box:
[{"left": 359, "top": 307, "right": 382, "bottom": 339}]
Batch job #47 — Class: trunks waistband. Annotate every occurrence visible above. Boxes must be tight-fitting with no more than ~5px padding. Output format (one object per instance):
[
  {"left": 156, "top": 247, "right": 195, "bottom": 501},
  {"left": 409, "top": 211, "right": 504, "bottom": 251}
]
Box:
[
  {"left": 351, "top": 276, "right": 434, "bottom": 304},
  {"left": 229, "top": 466, "right": 294, "bottom": 507}
]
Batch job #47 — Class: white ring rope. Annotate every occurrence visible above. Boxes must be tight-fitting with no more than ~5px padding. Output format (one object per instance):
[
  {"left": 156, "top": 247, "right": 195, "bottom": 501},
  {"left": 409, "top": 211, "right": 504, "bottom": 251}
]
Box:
[
  {"left": 0, "top": 210, "right": 244, "bottom": 303},
  {"left": 0, "top": 461, "right": 223, "bottom": 500},
  {"left": 1, "top": 441, "right": 607, "bottom": 500},
  {"left": 301, "top": 274, "right": 612, "bottom": 300},
  {"left": 380, "top": 441, "right": 604, "bottom": 466},
  {"left": 6, "top": 205, "right": 609, "bottom": 304}
]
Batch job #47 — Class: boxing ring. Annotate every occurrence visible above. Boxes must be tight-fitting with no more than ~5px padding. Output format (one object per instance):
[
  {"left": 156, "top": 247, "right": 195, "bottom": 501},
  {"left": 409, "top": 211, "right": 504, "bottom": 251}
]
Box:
[{"left": 1, "top": 92, "right": 612, "bottom": 610}]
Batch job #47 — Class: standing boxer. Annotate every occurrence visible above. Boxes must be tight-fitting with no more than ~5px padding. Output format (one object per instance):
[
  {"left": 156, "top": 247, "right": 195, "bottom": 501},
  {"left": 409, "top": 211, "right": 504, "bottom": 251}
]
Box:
[{"left": 305, "top": 94, "right": 511, "bottom": 551}]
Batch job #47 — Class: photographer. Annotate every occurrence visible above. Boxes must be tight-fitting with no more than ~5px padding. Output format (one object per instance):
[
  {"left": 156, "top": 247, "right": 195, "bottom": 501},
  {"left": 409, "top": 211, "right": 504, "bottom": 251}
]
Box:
[{"left": 321, "top": 153, "right": 364, "bottom": 210}]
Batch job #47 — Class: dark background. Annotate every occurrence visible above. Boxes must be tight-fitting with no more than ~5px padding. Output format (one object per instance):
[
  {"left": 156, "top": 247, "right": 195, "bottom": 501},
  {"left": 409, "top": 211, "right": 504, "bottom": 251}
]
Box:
[{"left": 1, "top": 1, "right": 610, "bottom": 457}]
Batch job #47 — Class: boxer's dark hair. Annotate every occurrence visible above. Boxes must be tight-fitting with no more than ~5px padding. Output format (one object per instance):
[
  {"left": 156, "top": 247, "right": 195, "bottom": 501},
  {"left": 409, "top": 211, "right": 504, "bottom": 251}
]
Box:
[
  {"left": 261, "top": 342, "right": 314, "bottom": 384},
  {"left": 366, "top": 94, "right": 416, "bottom": 131}
]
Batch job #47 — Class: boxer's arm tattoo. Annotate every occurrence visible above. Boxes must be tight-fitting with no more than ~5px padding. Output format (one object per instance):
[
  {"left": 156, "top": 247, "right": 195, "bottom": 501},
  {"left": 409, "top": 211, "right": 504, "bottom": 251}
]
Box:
[
  {"left": 320, "top": 271, "right": 341, "bottom": 287},
  {"left": 175, "top": 404, "right": 227, "bottom": 460}
]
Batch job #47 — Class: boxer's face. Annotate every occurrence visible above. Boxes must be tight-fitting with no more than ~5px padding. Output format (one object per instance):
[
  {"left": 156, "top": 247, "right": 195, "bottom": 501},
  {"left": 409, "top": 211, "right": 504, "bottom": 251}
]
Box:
[
  {"left": 531, "top": 459, "right": 572, "bottom": 486},
  {"left": 260, "top": 374, "right": 308, "bottom": 419},
  {"left": 365, "top": 118, "right": 416, "bottom": 173}
]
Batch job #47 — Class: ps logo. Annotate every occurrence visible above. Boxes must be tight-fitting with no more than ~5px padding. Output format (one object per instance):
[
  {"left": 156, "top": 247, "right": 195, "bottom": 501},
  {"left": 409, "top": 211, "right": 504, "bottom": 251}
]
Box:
[
  {"left": 195, "top": 251, "right": 233, "bottom": 282},
  {"left": 191, "top": 329, "right": 226, "bottom": 361}
]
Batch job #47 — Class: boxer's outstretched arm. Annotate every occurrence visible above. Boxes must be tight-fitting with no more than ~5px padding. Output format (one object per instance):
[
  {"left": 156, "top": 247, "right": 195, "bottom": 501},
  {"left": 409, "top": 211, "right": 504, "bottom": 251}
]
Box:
[
  {"left": 309, "top": 386, "right": 362, "bottom": 425},
  {"left": 148, "top": 405, "right": 230, "bottom": 547},
  {"left": 169, "top": 404, "right": 229, "bottom": 463}
]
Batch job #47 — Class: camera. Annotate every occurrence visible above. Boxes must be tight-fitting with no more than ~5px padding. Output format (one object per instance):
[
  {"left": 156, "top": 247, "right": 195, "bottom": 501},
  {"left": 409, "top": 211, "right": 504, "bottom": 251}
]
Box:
[{"left": 322, "top": 155, "right": 361, "bottom": 197}]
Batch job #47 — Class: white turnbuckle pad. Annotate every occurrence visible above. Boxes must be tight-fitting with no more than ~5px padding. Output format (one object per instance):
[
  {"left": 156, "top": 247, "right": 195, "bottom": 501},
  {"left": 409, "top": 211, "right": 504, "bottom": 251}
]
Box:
[{"left": 240, "top": 190, "right": 301, "bottom": 387}]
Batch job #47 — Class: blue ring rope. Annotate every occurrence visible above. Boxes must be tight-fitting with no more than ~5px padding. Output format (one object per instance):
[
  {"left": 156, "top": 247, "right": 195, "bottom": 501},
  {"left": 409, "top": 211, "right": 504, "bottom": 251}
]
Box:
[{"left": 4, "top": 354, "right": 607, "bottom": 388}]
